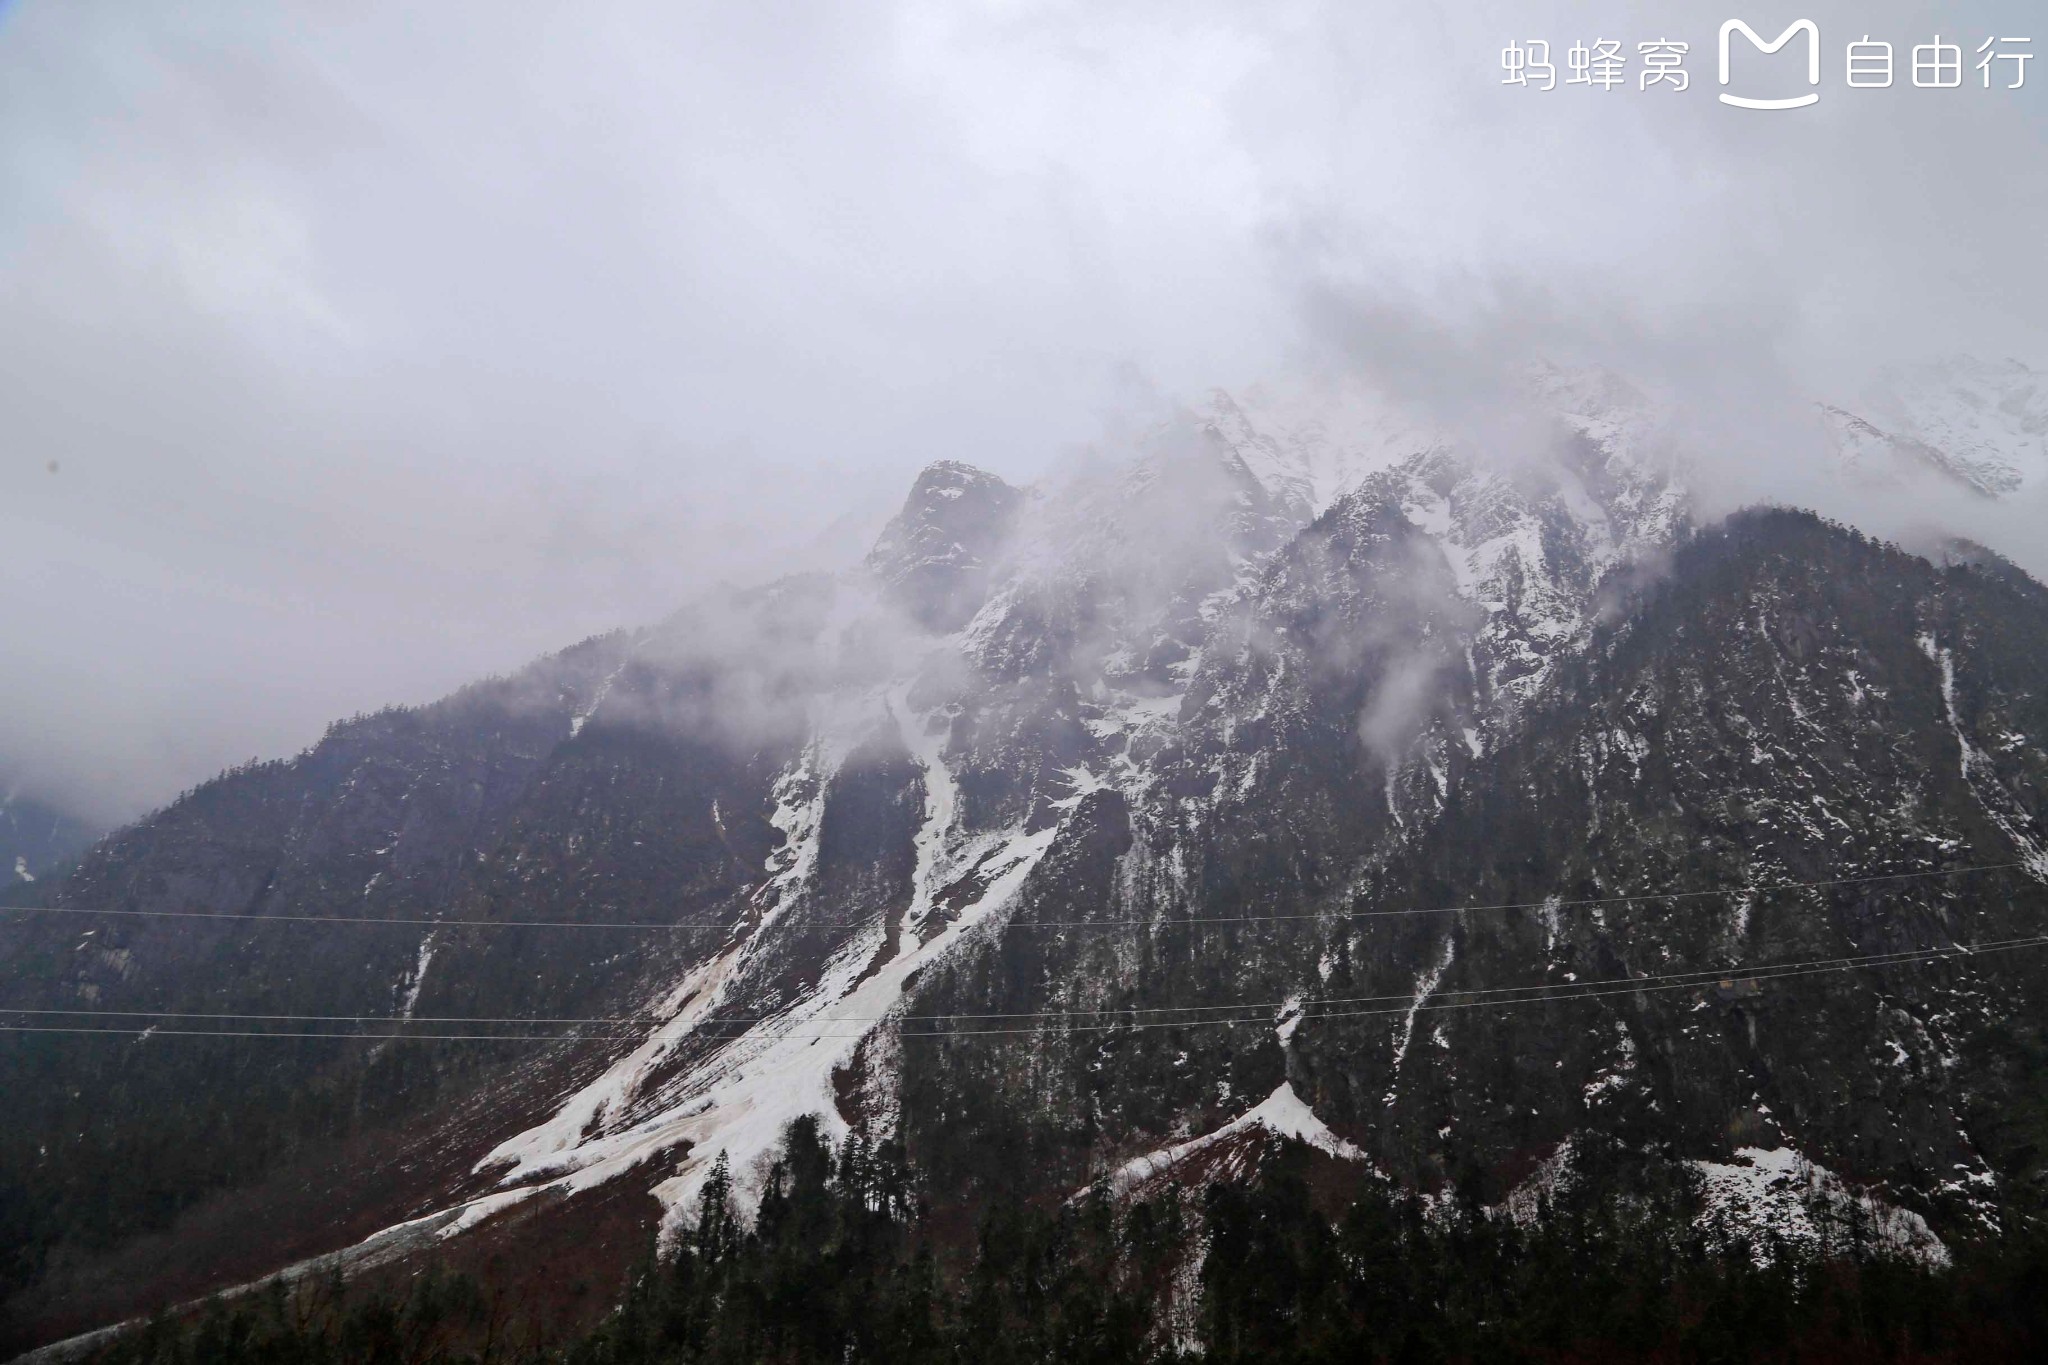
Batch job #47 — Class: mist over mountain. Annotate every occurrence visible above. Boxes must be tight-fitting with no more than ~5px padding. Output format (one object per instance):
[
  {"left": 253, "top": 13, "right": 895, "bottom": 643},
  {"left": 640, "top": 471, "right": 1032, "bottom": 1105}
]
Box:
[{"left": 7, "top": 0, "right": 2048, "bottom": 828}]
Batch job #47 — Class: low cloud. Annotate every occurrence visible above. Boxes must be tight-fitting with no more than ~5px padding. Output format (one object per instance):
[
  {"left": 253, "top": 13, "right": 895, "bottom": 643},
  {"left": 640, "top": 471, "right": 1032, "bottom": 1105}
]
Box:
[{"left": 2, "top": 0, "right": 2041, "bottom": 819}]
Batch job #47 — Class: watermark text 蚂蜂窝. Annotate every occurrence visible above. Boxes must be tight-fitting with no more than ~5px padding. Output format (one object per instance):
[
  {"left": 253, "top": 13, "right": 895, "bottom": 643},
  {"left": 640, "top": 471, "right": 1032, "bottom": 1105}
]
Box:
[{"left": 1500, "top": 21, "right": 2031, "bottom": 107}]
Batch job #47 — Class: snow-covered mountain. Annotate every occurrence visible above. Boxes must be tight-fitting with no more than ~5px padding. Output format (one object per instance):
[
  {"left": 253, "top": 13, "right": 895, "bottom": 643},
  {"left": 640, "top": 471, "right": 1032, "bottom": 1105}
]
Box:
[{"left": 6, "top": 359, "right": 2048, "bottom": 1357}]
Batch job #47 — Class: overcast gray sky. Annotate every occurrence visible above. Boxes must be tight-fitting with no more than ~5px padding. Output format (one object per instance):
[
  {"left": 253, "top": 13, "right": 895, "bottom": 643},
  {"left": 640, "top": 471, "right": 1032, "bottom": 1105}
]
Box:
[{"left": 3, "top": 0, "right": 2043, "bottom": 822}]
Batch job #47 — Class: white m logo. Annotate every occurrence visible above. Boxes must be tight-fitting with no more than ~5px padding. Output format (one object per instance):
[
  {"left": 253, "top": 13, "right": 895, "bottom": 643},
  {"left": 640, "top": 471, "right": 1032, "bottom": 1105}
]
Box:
[{"left": 1719, "top": 19, "right": 1821, "bottom": 108}]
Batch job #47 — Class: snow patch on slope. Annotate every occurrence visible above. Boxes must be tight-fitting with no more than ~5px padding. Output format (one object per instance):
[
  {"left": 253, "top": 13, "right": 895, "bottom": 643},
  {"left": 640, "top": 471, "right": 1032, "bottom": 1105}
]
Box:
[
  {"left": 1695, "top": 1146, "right": 1950, "bottom": 1267},
  {"left": 1502, "top": 1137, "right": 1947, "bottom": 1269},
  {"left": 460, "top": 689, "right": 1064, "bottom": 1254},
  {"left": 396, "top": 934, "right": 436, "bottom": 1021},
  {"left": 570, "top": 651, "right": 635, "bottom": 739},
  {"left": 642, "top": 820, "right": 1057, "bottom": 1239},
  {"left": 1099, "top": 1082, "right": 1368, "bottom": 1199},
  {"left": 1385, "top": 936, "right": 1455, "bottom": 1104},
  {"left": 894, "top": 680, "right": 961, "bottom": 934},
  {"left": 289, "top": 682, "right": 1066, "bottom": 1282},
  {"left": 1919, "top": 632, "right": 2048, "bottom": 879}
]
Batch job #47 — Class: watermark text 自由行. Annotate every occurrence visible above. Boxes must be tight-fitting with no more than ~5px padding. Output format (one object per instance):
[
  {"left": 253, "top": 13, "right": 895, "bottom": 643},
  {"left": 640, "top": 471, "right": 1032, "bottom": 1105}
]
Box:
[{"left": 1501, "top": 21, "right": 2031, "bottom": 107}]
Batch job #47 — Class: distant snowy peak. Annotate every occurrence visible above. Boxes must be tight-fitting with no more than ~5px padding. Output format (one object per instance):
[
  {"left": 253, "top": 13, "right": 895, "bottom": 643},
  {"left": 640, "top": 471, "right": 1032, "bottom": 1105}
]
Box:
[
  {"left": 1825, "top": 357, "right": 2048, "bottom": 498},
  {"left": 1201, "top": 352, "right": 2048, "bottom": 519},
  {"left": 1194, "top": 360, "right": 1685, "bottom": 526},
  {"left": 1886, "top": 356, "right": 2048, "bottom": 491},
  {"left": 1189, "top": 364, "right": 1690, "bottom": 717},
  {"left": 1195, "top": 382, "right": 1443, "bottom": 522},
  {"left": 1194, "top": 389, "right": 1316, "bottom": 525},
  {"left": 1525, "top": 362, "right": 1689, "bottom": 518},
  {"left": 1817, "top": 403, "right": 2022, "bottom": 500}
]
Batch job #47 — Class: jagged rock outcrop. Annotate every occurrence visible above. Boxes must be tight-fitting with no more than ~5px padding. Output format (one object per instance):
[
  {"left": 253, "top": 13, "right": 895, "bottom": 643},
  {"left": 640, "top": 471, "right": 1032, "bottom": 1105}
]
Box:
[{"left": 865, "top": 461, "right": 1024, "bottom": 631}]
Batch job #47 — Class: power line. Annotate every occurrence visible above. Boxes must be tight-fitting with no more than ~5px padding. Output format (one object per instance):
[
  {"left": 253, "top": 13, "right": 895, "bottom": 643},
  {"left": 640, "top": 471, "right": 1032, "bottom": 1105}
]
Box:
[
  {"left": 886, "top": 935, "right": 2048, "bottom": 1038},
  {"left": 1295, "top": 935, "right": 2048, "bottom": 1028},
  {"left": 2, "top": 860, "right": 2026, "bottom": 934},
  {"left": 0, "top": 1024, "right": 613, "bottom": 1042},
  {"left": 4, "top": 931, "right": 2034, "bottom": 1028},
  {"left": 6, "top": 934, "right": 2042, "bottom": 1043},
  {"left": 0, "top": 1006, "right": 651, "bottom": 1026},
  {"left": 1013, "top": 861, "right": 2037, "bottom": 929}
]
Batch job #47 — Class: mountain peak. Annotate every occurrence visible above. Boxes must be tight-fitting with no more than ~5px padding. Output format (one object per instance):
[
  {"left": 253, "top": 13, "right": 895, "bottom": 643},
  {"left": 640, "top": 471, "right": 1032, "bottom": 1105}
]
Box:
[{"left": 865, "top": 461, "right": 1024, "bottom": 631}]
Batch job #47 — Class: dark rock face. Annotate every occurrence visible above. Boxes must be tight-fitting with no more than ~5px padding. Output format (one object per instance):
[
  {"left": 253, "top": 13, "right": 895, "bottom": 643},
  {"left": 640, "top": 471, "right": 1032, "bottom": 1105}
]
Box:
[
  {"left": 892, "top": 507, "right": 2048, "bottom": 1241},
  {"left": 7, "top": 424, "right": 2048, "bottom": 1353},
  {"left": 914, "top": 495, "right": 1996, "bottom": 1237},
  {"left": 1293, "top": 513, "right": 2048, "bottom": 1216},
  {"left": 865, "top": 461, "right": 1025, "bottom": 631}
]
